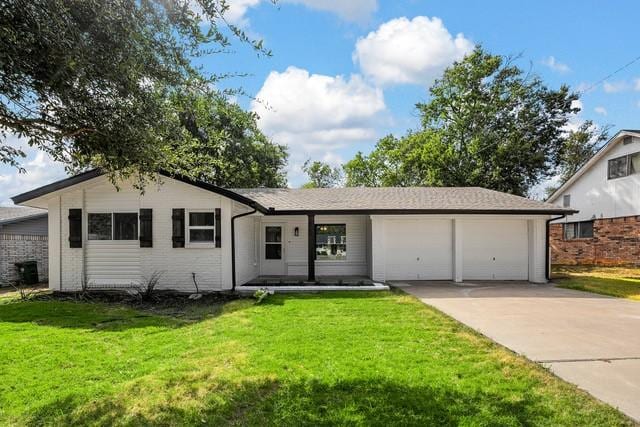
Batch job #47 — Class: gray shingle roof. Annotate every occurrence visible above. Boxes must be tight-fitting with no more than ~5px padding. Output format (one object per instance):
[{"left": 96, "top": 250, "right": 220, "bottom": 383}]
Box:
[
  {"left": 233, "top": 187, "right": 574, "bottom": 214},
  {"left": 0, "top": 207, "right": 47, "bottom": 223}
]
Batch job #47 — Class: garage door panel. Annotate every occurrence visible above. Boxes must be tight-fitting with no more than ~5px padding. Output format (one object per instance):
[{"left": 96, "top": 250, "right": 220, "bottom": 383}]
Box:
[
  {"left": 462, "top": 220, "right": 528, "bottom": 280},
  {"left": 384, "top": 220, "right": 452, "bottom": 280}
]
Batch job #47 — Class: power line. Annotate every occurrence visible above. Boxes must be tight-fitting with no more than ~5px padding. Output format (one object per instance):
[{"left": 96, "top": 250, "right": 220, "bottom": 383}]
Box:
[{"left": 579, "top": 54, "right": 640, "bottom": 94}]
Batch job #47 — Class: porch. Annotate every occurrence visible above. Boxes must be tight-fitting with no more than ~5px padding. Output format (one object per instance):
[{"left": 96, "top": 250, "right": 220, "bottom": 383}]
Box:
[{"left": 239, "top": 275, "right": 388, "bottom": 293}]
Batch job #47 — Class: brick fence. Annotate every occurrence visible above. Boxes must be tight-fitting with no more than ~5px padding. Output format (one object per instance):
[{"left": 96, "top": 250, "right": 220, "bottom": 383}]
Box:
[
  {"left": 0, "top": 234, "right": 48, "bottom": 285},
  {"left": 550, "top": 215, "right": 640, "bottom": 266}
]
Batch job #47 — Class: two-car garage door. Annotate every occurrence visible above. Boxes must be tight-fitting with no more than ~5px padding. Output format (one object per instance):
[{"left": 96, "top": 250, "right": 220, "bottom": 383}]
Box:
[{"left": 383, "top": 219, "right": 529, "bottom": 281}]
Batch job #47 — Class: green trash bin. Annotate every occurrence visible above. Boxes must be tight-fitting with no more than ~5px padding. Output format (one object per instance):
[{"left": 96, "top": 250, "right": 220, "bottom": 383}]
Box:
[{"left": 14, "top": 261, "right": 39, "bottom": 285}]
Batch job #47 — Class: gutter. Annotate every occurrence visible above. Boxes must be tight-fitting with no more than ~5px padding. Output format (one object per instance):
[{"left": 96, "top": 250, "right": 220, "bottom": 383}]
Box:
[
  {"left": 231, "top": 207, "right": 258, "bottom": 291},
  {"left": 545, "top": 214, "right": 567, "bottom": 281}
]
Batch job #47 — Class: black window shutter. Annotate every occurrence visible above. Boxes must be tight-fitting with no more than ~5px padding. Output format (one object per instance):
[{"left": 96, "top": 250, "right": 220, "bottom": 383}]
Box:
[
  {"left": 139, "top": 209, "right": 153, "bottom": 247},
  {"left": 215, "top": 208, "right": 221, "bottom": 248},
  {"left": 172, "top": 208, "right": 185, "bottom": 248},
  {"left": 68, "top": 209, "right": 82, "bottom": 248}
]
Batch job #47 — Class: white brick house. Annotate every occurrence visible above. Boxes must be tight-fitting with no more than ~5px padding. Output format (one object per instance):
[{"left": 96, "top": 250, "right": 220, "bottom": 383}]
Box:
[{"left": 12, "top": 170, "right": 573, "bottom": 291}]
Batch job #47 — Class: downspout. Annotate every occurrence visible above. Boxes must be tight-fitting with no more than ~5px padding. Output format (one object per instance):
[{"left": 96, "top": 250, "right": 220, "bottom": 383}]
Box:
[
  {"left": 231, "top": 207, "right": 257, "bottom": 291},
  {"left": 545, "top": 214, "right": 566, "bottom": 281}
]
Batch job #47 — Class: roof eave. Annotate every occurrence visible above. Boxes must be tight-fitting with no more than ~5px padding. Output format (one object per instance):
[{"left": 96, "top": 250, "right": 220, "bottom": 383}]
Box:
[
  {"left": 265, "top": 208, "right": 578, "bottom": 216},
  {"left": 0, "top": 212, "right": 48, "bottom": 225},
  {"left": 11, "top": 169, "right": 269, "bottom": 214},
  {"left": 547, "top": 129, "right": 640, "bottom": 203}
]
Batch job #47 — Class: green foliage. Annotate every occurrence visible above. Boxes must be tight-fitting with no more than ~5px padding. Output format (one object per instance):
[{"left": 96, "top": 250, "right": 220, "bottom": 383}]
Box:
[
  {"left": 0, "top": 0, "right": 284, "bottom": 187},
  {"left": 301, "top": 159, "right": 342, "bottom": 188},
  {"left": 170, "top": 92, "right": 288, "bottom": 187},
  {"left": 0, "top": 292, "right": 629, "bottom": 425},
  {"left": 545, "top": 121, "right": 609, "bottom": 197},
  {"left": 252, "top": 288, "right": 271, "bottom": 303},
  {"left": 345, "top": 46, "right": 589, "bottom": 196}
]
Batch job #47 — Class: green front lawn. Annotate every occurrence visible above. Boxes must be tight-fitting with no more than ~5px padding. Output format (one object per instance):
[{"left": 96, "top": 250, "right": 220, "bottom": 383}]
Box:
[
  {"left": 553, "top": 266, "right": 640, "bottom": 300},
  {"left": 0, "top": 290, "right": 630, "bottom": 426}
]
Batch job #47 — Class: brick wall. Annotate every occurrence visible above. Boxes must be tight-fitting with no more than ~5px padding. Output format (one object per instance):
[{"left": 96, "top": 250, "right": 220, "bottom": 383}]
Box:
[
  {"left": 0, "top": 234, "right": 48, "bottom": 285},
  {"left": 550, "top": 215, "right": 640, "bottom": 266}
]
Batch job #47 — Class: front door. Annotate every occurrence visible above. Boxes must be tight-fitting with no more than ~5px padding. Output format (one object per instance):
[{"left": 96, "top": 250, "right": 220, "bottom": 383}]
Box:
[{"left": 261, "top": 224, "right": 285, "bottom": 276}]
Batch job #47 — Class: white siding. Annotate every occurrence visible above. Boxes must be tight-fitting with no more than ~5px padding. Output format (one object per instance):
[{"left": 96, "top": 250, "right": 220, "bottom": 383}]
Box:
[
  {"left": 553, "top": 137, "right": 640, "bottom": 222},
  {"left": 47, "top": 175, "right": 235, "bottom": 292}
]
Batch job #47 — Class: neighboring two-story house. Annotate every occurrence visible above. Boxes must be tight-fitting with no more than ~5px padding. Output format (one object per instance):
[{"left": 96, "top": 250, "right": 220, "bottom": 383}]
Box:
[{"left": 548, "top": 129, "right": 640, "bottom": 265}]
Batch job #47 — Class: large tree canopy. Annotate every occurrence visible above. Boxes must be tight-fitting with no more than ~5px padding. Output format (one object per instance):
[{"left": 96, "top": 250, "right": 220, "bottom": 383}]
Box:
[
  {"left": 0, "top": 0, "right": 287, "bottom": 187},
  {"left": 345, "top": 47, "right": 599, "bottom": 196}
]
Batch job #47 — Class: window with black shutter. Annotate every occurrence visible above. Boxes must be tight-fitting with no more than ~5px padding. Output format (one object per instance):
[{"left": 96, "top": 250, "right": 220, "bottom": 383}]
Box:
[
  {"left": 139, "top": 209, "right": 153, "bottom": 247},
  {"left": 68, "top": 208, "right": 82, "bottom": 248}
]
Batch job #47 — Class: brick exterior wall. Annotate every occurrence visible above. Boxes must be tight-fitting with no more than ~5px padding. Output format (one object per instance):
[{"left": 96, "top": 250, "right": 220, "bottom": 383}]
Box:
[
  {"left": 0, "top": 234, "right": 48, "bottom": 285},
  {"left": 550, "top": 215, "right": 640, "bottom": 266}
]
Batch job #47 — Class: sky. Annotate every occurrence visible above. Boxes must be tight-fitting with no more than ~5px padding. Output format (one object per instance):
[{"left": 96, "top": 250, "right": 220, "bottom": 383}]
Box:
[{"left": 3, "top": 0, "right": 640, "bottom": 204}]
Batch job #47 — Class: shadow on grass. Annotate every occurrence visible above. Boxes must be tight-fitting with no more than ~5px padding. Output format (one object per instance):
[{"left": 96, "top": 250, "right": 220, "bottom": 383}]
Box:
[
  {"left": 21, "top": 376, "right": 557, "bottom": 427},
  {"left": 0, "top": 296, "right": 258, "bottom": 331}
]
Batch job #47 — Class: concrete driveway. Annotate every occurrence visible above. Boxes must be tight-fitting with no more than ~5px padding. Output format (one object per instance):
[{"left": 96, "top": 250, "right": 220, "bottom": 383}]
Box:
[{"left": 396, "top": 281, "right": 640, "bottom": 421}]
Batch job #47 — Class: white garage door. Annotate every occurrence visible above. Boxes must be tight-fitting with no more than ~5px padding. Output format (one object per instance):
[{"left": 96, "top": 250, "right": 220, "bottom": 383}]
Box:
[
  {"left": 462, "top": 220, "right": 528, "bottom": 280},
  {"left": 384, "top": 219, "right": 453, "bottom": 280}
]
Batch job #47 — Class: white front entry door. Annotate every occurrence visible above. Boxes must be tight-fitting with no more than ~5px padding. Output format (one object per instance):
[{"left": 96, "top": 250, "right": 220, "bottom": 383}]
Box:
[{"left": 261, "top": 223, "right": 286, "bottom": 275}]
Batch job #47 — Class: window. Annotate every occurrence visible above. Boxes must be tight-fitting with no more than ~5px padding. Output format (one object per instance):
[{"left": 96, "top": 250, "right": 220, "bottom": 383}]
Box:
[
  {"left": 562, "top": 194, "right": 571, "bottom": 207},
  {"left": 315, "top": 224, "right": 346, "bottom": 261},
  {"left": 607, "top": 152, "right": 640, "bottom": 179},
  {"left": 88, "top": 213, "right": 111, "bottom": 240},
  {"left": 188, "top": 211, "right": 215, "bottom": 243},
  {"left": 265, "top": 226, "right": 282, "bottom": 259},
  {"left": 114, "top": 213, "right": 138, "bottom": 240},
  {"left": 563, "top": 221, "right": 594, "bottom": 240},
  {"left": 608, "top": 156, "right": 628, "bottom": 179},
  {"left": 88, "top": 213, "right": 138, "bottom": 240}
]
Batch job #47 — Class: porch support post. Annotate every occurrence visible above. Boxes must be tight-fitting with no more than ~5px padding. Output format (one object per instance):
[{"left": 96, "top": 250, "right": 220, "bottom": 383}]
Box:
[{"left": 307, "top": 214, "right": 315, "bottom": 282}]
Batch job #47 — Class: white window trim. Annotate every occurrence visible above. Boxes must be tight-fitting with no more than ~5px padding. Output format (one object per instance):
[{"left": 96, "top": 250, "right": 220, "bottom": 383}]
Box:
[
  {"left": 185, "top": 209, "right": 216, "bottom": 248},
  {"left": 87, "top": 211, "right": 139, "bottom": 241}
]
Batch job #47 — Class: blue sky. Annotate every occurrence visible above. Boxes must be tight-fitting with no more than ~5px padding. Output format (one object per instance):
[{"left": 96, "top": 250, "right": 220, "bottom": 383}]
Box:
[{"left": 3, "top": 0, "right": 640, "bottom": 204}]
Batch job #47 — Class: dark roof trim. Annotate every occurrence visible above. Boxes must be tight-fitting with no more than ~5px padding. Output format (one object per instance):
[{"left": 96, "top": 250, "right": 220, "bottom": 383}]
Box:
[
  {"left": 266, "top": 208, "right": 578, "bottom": 216},
  {"left": 11, "top": 169, "right": 269, "bottom": 213},
  {"left": 0, "top": 212, "right": 47, "bottom": 225},
  {"left": 12, "top": 169, "right": 103, "bottom": 204}
]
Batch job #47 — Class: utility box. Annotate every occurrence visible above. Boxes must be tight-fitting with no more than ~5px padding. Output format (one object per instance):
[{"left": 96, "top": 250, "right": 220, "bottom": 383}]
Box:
[{"left": 14, "top": 261, "right": 39, "bottom": 285}]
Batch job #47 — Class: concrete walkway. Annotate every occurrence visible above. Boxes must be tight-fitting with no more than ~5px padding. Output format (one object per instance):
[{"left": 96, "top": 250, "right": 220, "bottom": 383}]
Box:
[{"left": 396, "top": 281, "right": 640, "bottom": 421}]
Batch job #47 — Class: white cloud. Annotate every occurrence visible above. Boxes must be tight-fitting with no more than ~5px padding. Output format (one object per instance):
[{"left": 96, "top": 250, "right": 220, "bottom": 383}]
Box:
[
  {"left": 0, "top": 135, "right": 67, "bottom": 206},
  {"left": 225, "top": 0, "right": 262, "bottom": 26},
  {"left": 218, "top": 0, "right": 377, "bottom": 26},
  {"left": 571, "top": 99, "right": 583, "bottom": 112},
  {"left": 594, "top": 106, "right": 607, "bottom": 116},
  {"left": 603, "top": 80, "right": 629, "bottom": 93},
  {"left": 285, "top": 0, "right": 377, "bottom": 23},
  {"left": 541, "top": 56, "right": 570, "bottom": 73},
  {"left": 353, "top": 16, "right": 473, "bottom": 86},
  {"left": 635, "top": 78, "right": 640, "bottom": 91},
  {"left": 251, "top": 66, "right": 386, "bottom": 185}
]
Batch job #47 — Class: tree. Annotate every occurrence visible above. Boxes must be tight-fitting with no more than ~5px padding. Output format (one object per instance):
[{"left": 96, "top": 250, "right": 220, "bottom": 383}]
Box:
[
  {"left": 301, "top": 160, "right": 342, "bottom": 188},
  {"left": 170, "top": 92, "right": 288, "bottom": 188},
  {"left": 0, "top": 0, "right": 273, "bottom": 185},
  {"left": 544, "top": 121, "right": 609, "bottom": 197},
  {"left": 345, "top": 46, "right": 583, "bottom": 196}
]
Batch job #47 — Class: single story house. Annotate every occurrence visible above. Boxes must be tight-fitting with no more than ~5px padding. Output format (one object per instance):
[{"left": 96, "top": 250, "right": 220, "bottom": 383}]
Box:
[
  {"left": 0, "top": 206, "right": 48, "bottom": 285},
  {"left": 547, "top": 129, "right": 640, "bottom": 266},
  {"left": 12, "top": 170, "right": 574, "bottom": 292}
]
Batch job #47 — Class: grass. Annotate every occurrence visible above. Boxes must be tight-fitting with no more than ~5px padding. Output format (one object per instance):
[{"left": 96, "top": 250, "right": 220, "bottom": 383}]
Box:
[
  {"left": 0, "top": 290, "right": 631, "bottom": 426},
  {"left": 553, "top": 265, "right": 640, "bottom": 300}
]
